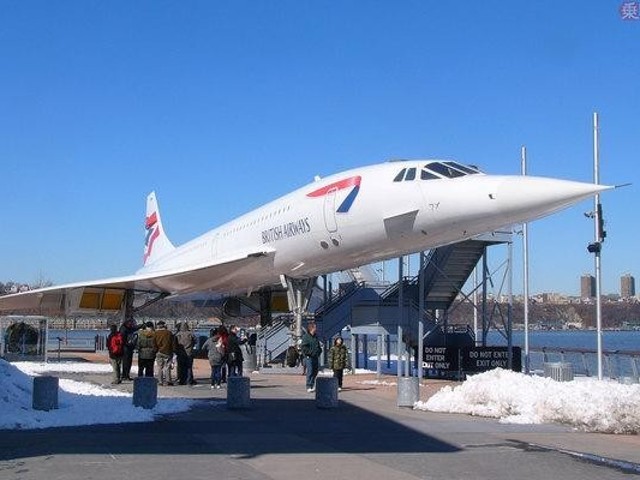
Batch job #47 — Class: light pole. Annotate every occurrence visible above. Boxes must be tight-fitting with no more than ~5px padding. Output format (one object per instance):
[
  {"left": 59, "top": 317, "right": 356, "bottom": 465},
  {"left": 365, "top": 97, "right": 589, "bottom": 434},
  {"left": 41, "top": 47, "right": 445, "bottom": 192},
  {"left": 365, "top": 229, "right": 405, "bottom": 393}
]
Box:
[
  {"left": 589, "top": 112, "right": 605, "bottom": 380},
  {"left": 521, "top": 146, "right": 530, "bottom": 374}
]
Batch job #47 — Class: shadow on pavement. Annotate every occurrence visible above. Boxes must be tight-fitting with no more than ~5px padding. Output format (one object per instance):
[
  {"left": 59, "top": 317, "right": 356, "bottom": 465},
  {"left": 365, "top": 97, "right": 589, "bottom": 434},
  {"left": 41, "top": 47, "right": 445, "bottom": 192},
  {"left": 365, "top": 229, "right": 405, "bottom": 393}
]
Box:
[{"left": 0, "top": 397, "right": 459, "bottom": 461}]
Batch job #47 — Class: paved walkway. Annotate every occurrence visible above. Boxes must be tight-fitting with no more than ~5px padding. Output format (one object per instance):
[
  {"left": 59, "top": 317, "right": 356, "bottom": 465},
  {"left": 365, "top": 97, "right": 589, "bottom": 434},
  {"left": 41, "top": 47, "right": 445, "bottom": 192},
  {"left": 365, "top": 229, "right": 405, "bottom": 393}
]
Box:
[{"left": 1, "top": 359, "right": 639, "bottom": 479}]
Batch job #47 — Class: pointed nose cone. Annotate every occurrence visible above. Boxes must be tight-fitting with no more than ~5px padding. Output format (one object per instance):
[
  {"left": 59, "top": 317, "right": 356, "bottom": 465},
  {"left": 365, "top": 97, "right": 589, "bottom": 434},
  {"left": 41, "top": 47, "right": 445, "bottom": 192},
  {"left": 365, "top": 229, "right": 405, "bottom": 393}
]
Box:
[{"left": 495, "top": 176, "right": 612, "bottom": 224}]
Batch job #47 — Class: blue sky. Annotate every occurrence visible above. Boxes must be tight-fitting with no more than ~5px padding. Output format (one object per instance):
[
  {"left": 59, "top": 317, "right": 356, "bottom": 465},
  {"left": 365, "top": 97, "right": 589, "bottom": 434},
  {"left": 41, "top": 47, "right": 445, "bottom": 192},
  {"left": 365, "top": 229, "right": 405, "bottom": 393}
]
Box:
[{"left": 0, "top": 1, "right": 638, "bottom": 295}]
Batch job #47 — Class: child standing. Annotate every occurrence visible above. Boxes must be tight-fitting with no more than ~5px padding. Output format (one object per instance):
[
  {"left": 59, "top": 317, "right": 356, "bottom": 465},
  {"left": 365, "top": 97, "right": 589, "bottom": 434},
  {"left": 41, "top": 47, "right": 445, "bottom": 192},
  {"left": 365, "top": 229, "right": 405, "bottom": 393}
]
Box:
[{"left": 328, "top": 336, "right": 349, "bottom": 391}]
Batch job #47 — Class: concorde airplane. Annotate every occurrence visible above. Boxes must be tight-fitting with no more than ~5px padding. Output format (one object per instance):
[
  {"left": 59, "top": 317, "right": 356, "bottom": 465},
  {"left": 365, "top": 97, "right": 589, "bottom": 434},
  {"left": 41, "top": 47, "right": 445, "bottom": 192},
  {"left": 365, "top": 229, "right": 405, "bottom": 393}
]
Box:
[{"left": 0, "top": 159, "right": 612, "bottom": 337}]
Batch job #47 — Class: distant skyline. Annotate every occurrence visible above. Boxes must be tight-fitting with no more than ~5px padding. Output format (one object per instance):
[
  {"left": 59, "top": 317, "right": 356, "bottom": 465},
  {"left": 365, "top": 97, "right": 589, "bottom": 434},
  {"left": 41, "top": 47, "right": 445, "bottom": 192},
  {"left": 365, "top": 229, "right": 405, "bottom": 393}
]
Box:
[{"left": 1, "top": 2, "right": 638, "bottom": 296}]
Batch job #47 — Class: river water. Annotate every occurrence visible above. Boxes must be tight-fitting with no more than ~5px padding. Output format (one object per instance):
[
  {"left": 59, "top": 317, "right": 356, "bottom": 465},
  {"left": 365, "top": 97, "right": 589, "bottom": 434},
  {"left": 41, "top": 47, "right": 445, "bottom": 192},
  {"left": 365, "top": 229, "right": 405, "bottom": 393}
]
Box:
[
  {"left": 51, "top": 328, "right": 639, "bottom": 348},
  {"left": 44, "top": 327, "right": 640, "bottom": 378},
  {"left": 487, "top": 329, "right": 640, "bottom": 352}
]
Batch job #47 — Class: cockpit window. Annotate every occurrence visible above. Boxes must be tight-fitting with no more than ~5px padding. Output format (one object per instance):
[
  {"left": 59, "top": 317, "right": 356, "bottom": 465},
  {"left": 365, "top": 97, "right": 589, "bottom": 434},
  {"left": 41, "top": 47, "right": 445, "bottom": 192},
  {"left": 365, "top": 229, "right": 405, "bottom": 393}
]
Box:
[
  {"left": 444, "top": 161, "right": 480, "bottom": 175},
  {"left": 396, "top": 162, "right": 478, "bottom": 182},
  {"left": 393, "top": 168, "right": 407, "bottom": 182},
  {"left": 424, "top": 162, "right": 466, "bottom": 178},
  {"left": 405, "top": 167, "right": 416, "bottom": 181},
  {"left": 421, "top": 168, "right": 439, "bottom": 180}
]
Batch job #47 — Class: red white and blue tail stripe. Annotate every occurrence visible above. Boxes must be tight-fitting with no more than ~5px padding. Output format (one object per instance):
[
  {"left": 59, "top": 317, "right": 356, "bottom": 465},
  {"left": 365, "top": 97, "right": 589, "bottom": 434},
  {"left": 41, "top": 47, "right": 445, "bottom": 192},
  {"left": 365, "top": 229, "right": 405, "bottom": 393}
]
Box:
[
  {"left": 143, "top": 192, "right": 175, "bottom": 267},
  {"left": 306, "top": 175, "right": 362, "bottom": 213}
]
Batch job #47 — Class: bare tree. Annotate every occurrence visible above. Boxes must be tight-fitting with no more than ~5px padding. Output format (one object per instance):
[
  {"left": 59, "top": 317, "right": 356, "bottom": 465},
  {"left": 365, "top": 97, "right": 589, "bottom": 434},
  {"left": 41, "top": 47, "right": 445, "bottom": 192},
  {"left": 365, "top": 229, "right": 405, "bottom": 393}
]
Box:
[{"left": 31, "top": 272, "right": 53, "bottom": 289}]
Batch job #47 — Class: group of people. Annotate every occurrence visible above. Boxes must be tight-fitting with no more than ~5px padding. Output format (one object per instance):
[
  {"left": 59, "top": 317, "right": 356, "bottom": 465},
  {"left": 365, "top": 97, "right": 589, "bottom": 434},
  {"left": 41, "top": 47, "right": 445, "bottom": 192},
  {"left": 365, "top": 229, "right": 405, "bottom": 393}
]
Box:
[
  {"left": 106, "top": 319, "right": 199, "bottom": 386},
  {"left": 106, "top": 317, "right": 349, "bottom": 393},
  {"left": 201, "top": 325, "right": 245, "bottom": 388},
  {"left": 300, "top": 321, "right": 350, "bottom": 392},
  {"left": 106, "top": 319, "right": 247, "bottom": 388}
]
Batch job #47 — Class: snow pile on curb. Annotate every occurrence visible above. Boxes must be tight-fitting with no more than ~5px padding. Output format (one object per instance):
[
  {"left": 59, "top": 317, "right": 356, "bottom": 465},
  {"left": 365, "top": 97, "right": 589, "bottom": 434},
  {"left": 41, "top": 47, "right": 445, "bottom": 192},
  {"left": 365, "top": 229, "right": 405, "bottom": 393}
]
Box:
[
  {"left": 12, "top": 361, "right": 113, "bottom": 375},
  {"left": 0, "top": 360, "right": 200, "bottom": 430},
  {"left": 416, "top": 368, "right": 640, "bottom": 434}
]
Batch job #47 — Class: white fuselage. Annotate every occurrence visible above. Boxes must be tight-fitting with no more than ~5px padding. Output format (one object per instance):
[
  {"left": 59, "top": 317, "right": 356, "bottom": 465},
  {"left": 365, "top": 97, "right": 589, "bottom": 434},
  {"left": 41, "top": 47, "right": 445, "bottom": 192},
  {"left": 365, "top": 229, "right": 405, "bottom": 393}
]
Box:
[{"left": 136, "top": 160, "right": 607, "bottom": 296}]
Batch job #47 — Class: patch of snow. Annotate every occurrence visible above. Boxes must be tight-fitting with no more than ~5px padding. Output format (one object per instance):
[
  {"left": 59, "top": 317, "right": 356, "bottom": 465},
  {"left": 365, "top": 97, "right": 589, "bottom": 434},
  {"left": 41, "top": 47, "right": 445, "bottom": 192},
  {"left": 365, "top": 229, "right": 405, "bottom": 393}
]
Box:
[
  {"left": 358, "top": 379, "right": 397, "bottom": 386},
  {"left": 416, "top": 368, "right": 640, "bottom": 434},
  {"left": 0, "top": 360, "right": 201, "bottom": 430},
  {"left": 12, "top": 361, "right": 112, "bottom": 375}
]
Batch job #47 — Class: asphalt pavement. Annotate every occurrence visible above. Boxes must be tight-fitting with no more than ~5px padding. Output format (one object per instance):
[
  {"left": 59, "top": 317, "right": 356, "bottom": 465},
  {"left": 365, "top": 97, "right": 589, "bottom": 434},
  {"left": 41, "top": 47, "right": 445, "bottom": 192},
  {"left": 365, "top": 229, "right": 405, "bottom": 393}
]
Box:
[{"left": 1, "top": 365, "right": 639, "bottom": 480}]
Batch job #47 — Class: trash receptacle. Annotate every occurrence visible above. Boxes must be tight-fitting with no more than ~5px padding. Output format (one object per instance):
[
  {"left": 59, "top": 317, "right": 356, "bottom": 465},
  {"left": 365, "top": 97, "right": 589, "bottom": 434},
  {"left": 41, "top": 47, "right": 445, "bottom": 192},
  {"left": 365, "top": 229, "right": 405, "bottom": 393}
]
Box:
[
  {"left": 543, "top": 362, "right": 574, "bottom": 382},
  {"left": 397, "top": 377, "right": 419, "bottom": 407},
  {"left": 242, "top": 344, "right": 257, "bottom": 373}
]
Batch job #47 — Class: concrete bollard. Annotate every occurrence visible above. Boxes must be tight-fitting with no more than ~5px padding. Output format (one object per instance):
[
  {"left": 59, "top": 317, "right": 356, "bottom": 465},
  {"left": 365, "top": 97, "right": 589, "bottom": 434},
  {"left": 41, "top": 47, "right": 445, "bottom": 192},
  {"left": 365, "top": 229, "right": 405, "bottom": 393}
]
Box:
[
  {"left": 316, "top": 377, "right": 339, "bottom": 409},
  {"left": 133, "top": 377, "right": 158, "bottom": 409},
  {"left": 397, "top": 377, "right": 419, "bottom": 408},
  {"left": 227, "top": 376, "right": 251, "bottom": 409},
  {"left": 33, "top": 376, "right": 59, "bottom": 411}
]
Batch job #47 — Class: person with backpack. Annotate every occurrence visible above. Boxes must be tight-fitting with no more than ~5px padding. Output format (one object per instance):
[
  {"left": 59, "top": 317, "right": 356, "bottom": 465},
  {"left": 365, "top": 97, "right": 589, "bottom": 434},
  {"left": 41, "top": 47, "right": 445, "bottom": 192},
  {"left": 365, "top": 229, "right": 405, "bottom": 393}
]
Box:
[
  {"left": 285, "top": 345, "right": 300, "bottom": 368},
  {"left": 106, "top": 324, "right": 124, "bottom": 384},
  {"left": 136, "top": 322, "right": 157, "bottom": 377},
  {"left": 202, "top": 329, "right": 225, "bottom": 389},
  {"left": 119, "top": 318, "right": 142, "bottom": 381}
]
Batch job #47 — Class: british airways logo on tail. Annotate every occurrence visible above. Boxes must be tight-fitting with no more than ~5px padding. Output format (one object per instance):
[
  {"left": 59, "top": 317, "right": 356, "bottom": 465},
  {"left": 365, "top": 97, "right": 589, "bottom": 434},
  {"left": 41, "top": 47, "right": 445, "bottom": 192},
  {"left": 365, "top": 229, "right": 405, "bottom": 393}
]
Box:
[
  {"left": 306, "top": 175, "right": 362, "bottom": 213},
  {"left": 143, "top": 212, "right": 160, "bottom": 264}
]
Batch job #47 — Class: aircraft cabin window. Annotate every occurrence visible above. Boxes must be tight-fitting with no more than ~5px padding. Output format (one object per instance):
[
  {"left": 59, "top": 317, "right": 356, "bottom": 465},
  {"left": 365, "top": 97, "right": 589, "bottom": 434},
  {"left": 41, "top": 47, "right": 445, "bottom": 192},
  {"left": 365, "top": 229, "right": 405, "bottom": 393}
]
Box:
[
  {"left": 425, "top": 162, "right": 466, "bottom": 178},
  {"left": 444, "top": 161, "right": 479, "bottom": 175},
  {"left": 405, "top": 168, "right": 416, "bottom": 181},
  {"left": 393, "top": 168, "right": 406, "bottom": 182},
  {"left": 421, "top": 168, "right": 439, "bottom": 180}
]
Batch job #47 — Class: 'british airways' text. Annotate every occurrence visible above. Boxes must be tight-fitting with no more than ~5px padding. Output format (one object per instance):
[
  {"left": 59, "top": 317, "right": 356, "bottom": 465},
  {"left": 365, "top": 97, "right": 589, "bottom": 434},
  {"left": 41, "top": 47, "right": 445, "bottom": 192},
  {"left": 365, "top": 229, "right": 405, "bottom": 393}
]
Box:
[{"left": 262, "top": 218, "right": 311, "bottom": 244}]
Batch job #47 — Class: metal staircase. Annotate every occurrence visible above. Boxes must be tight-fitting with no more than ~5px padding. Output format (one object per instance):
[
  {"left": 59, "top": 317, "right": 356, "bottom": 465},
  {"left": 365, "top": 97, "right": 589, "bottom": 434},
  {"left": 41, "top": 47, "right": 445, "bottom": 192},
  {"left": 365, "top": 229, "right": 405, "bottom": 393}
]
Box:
[
  {"left": 256, "top": 315, "right": 293, "bottom": 365},
  {"left": 346, "top": 264, "right": 380, "bottom": 284},
  {"left": 381, "top": 239, "right": 492, "bottom": 311},
  {"left": 314, "top": 283, "right": 384, "bottom": 341},
  {"left": 422, "top": 240, "right": 486, "bottom": 309}
]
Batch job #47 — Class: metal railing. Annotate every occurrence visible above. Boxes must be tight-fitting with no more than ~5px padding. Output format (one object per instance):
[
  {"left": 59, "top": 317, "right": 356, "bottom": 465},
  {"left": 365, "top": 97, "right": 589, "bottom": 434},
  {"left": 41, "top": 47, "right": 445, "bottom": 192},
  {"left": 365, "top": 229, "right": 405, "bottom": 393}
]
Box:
[
  {"left": 47, "top": 335, "right": 101, "bottom": 353},
  {"left": 528, "top": 346, "right": 640, "bottom": 381},
  {"left": 314, "top": 281, "right": 366, "bottom": 318},
  {"left": 256, "top": 318, "right": 292, "bottom": 366}
]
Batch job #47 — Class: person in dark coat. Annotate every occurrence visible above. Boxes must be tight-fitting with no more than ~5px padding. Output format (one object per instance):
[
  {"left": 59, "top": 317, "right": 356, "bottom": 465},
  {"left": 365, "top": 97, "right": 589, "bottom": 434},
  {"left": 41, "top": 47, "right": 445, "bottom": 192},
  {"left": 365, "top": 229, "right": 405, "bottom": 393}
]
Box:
[
  {"left": 227, "top": 325, "right": 244, "bottom": 377},
  {"left": 119, "top": 318, "right": 142, "bottom": 381},
  {"left": 217, "top": 325, "right": 229, "bottom": 383},
  {"left": 136, "top": 322, "right": 157, "bottom": 377},
  {"left": 175, "top": 322, "right": 197, "bottom": 385},
  {"left": 328, "top": 336, "right": 349, "bottom": 390},
  {"left": 154, "top": 320, "right": 175, "bottom": 386},
  {"left": 300, "top": 322, "right": 322, "bottom": 392},
  {"left": 106, "top": 324, "right": 124, "bottom": 384},
  {"left": 202, "top": 330, "right": 225, "bottom": 388}
]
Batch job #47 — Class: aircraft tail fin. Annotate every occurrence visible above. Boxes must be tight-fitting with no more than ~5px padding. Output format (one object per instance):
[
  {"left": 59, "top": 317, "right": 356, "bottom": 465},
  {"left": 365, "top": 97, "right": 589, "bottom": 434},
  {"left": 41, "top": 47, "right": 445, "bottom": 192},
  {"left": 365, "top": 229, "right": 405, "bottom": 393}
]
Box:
[{"left": 143, "top": 191, "right": 176, "bottom": 267}]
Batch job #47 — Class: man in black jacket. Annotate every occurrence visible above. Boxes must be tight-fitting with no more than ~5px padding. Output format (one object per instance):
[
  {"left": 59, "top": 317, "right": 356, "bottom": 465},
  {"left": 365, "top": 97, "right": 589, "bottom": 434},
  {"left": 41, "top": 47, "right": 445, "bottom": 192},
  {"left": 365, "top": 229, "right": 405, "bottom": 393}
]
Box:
[
  {"left": 227, "top": 325, "right": 244, "bottom": 377},
  {"left": 300, "top": 322, "right": 322, "bottom": 392},
  {"left": 119, "top": 318, "right": 142, "bottom": 381}
]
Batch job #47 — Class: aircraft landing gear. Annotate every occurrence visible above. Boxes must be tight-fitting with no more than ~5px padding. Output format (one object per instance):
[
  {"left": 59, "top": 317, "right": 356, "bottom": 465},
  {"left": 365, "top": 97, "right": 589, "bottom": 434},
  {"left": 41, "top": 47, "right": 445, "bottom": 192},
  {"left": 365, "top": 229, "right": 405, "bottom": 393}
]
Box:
[{"left": 281, "top": 275, "right": 316, "bottom": 343}]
